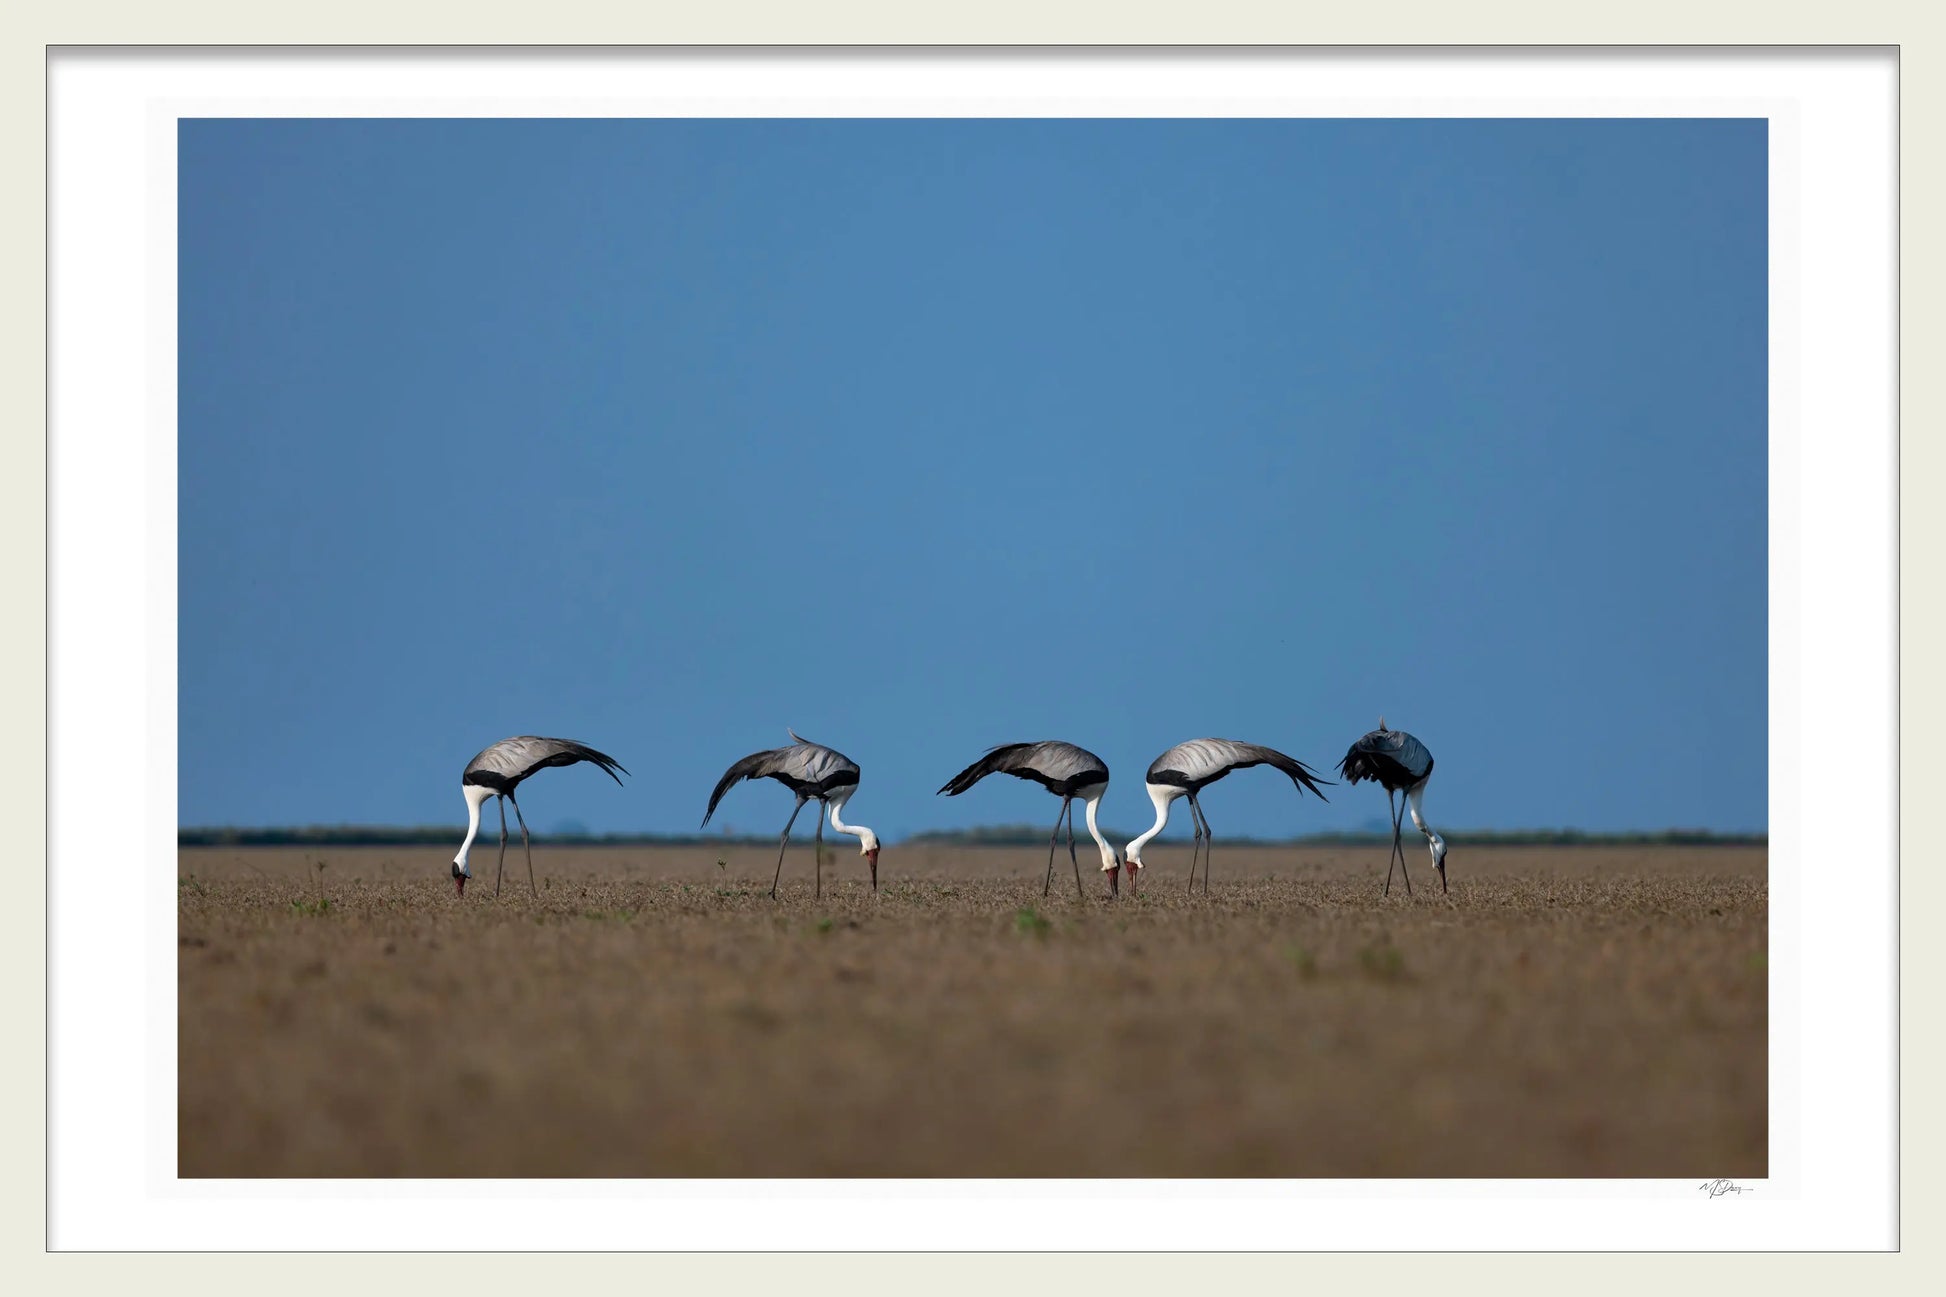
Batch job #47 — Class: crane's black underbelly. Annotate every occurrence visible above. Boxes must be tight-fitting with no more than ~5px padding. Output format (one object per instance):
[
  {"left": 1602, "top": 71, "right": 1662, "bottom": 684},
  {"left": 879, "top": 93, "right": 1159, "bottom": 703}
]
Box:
[
  {"left": 1148, "top": 766, "right": 1220, "bottom": 792},
  {"left": 1345, "top": 751, "right": 1433, "bottom": 790},
  {"left": 1010, "top": 768, "right": 1110, "bottom": 798},
  {"left": 463, "top": 750, "right": 594, "bottom": 793},
  {"left": 767, "top": 770, "right": 860, "bottom": 800}
]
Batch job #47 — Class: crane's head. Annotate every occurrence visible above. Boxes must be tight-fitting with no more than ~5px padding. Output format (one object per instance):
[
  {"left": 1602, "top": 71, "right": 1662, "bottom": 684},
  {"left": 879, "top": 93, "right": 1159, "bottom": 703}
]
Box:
[
  {"left": 451, "top": 861, "right": 469, "bottom": 898},
  {"left": 1430, "top": 832, "right": 1449, "bottom": 894},
  {"left": 859, "top": 828, "right": 881, "bottom": 890},
  {"left": 1106, "top": 850, "right": 1140, "bottom": 897}
]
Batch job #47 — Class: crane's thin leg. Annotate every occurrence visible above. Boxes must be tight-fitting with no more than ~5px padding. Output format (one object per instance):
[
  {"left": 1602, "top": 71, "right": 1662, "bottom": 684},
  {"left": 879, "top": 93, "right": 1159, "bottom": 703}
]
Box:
[
  {"left": 1184, "top": 797, "right": 1201, "bottom": 894},
  {"left": 1186, "top": 797, "right": 1200, "bottom": 894},
  {"left": 1383, "top": 789, "right": 1398, "bottom": 896},
  {"left": 814, "top": 803, "right": 825, "bottom": 901},
  {"left": 1396, "top": 793, "right": 1413, "bottom": 896},
  {"left": 770, "top": 798, "right": 807, "bottom": 900},
  {"left": 1193, "top": 796, "right": 1214, "bottom": 895},
  {"left": 1383, "top": 790, "right": 1413, "bottom": 896},
  {"left": 1066, "top": 798, "right": 1085, "bottom": 900},
  {"left": 1044, "top": 799, "right": 1069, "bottom": 897},
  {"left": 509, "top": 792, "right": 537, "bottom": 898},
  {"left": 1386, "top": 792, "right": 1413, "bottom": 897},
  {"left": 495, "top": 796, "right": 509, "bottom": 898}
]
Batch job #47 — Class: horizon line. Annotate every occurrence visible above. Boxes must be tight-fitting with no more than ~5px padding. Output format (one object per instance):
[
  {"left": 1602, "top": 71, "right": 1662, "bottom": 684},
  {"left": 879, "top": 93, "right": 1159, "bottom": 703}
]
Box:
[{"left": 178, "top": 823, "right": 1770, "bottom": 848}]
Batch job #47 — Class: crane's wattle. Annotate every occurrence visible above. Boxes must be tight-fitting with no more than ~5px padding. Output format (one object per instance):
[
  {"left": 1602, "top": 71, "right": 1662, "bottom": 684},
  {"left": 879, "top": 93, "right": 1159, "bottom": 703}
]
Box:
[{"left": 455, "top": 874, "right": 466, "bottom": 898}]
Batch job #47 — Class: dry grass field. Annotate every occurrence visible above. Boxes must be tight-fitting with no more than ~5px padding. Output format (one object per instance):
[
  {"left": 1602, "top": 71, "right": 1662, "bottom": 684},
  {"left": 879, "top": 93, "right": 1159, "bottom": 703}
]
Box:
[{"left": 178, "top": 842, "right": 1765, "bottom": 1179}]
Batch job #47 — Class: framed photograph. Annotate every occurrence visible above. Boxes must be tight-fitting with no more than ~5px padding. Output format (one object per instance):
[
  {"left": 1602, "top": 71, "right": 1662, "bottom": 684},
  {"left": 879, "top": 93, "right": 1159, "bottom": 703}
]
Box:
[{"left": 37, "top": 38, "right": 1905, "bottom": 1260}]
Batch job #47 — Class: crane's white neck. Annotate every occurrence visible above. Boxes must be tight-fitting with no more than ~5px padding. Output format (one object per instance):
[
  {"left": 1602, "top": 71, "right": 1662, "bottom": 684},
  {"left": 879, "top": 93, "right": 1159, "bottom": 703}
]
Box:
[
  {"left": 1407, "top": 785, "right": 1446, "bottom": 863},
  {"left": 1125, "top": 783, "right": 1182, "bottom": 864},
  {"left": 827, "top": 792, "right": 879, "bottom": 855},
  {"left": 454, "top": 783, "right": 494, "bottom": 870},
  {"left": 1082, "top": 791, "right": 1117, "bottom": 871}
]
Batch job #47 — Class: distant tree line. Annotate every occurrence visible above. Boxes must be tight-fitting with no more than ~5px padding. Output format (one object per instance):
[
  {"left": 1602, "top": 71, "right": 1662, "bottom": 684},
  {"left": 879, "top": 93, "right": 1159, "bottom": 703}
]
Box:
[
  {"left": 175, "top": 826, "right": 793, "bottom": 847},
  {"left": 902, "top": 825, "right": 1766, "bottom": 847},
  {"left": 179, "top": 824, "right": 1766, "bottom": 848}
]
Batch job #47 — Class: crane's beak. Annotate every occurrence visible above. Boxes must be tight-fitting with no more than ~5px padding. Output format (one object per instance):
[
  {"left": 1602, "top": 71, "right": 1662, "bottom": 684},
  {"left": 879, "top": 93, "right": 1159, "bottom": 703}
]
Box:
[
  {"left": 866, "top": 847, "right": 879, "bottom": 891},
  {"left": 1437, "top": 858, "right": 1448, "bottom": 894}
]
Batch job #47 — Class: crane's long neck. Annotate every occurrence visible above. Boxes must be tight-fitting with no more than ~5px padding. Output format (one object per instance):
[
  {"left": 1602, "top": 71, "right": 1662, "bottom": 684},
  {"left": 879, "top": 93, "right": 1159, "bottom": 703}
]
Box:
[
  {"left": 1407, "top": 783, "right": 1448, "bottom": 891},
  {"left": 828, "top": 792, "right": 877, "bottom": 852},
  {"left": 1125, "top": 784, "right": 1178, "bottom": 864},
  {"left": 1082, "top": 790, "right": 1116, "bottom": 870},
  {"left": 454, "top": 783, "right": 493, "bottom": 868},
  {"left": 1408, "top": 785, "right": 1444, "bottom": 852}
]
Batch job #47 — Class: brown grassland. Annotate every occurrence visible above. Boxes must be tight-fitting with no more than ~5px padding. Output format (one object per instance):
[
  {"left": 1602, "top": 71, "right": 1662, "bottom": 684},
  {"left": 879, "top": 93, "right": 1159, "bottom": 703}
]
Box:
[{"left": 178, "top": 842, "right": 1765, "bottom": 1178}]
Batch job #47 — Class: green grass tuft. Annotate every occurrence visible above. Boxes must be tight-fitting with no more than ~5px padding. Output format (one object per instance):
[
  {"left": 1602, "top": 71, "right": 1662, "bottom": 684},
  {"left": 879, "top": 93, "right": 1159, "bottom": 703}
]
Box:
[
  {"left": 1014, "top": 907, "right": 1053, "bottom": 938},
  {"left": 1358, "top": 941, "right": 1407, "bottom": 982}
]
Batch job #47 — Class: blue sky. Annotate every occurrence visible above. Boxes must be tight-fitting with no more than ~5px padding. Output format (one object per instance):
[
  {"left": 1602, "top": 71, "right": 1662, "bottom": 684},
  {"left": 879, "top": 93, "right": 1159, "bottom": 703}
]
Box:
[{"left": 179, "top": 118, "right": 1766, "bottom": 839}]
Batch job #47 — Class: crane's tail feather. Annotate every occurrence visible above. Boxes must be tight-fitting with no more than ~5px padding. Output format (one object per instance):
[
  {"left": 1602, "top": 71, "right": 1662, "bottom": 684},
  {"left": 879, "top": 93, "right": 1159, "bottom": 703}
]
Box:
[
  {"left": 1261, "top": 747, "right": 1333, "bottom": 801},
  {"left": 537, "top": 740, "right": 628, "bottom": 786},
  {"left": 1337, "top": 746, "right": 1421, "bottom": 789},
  {"left": 1337, "top": 747, "right": 1378, "bottom": 785},
  {"left": 571, "top": 742, "right": 628, "bottom": 786},
  {"left": 936, "top": 743, "right": 1035, "bottom": 796},
  {"left": 702, "top": 749, "right": 777, "bottom": 827}
]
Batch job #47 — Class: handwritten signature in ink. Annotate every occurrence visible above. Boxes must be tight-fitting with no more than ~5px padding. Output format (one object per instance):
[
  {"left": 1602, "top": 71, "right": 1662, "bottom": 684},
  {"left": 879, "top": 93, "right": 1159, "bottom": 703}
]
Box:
[{"left": 1698, "top": 1179, "right": 1753, "bottom": 1198}]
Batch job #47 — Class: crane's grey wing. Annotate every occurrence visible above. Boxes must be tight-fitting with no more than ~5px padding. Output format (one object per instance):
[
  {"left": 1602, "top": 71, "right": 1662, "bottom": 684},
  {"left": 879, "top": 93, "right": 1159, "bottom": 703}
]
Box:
[
  {"left": 1145, "top": 738, "right": 1256, "bottom": 784},
  {"left": 776, "top": 737, "right": 859, "bottom": 786},
  {"left": 1337, "top": 728, "right": 1434, "bottom": 786},
  {"left": 1148, "top": 738, "right": 1331, "bottom": 799},
  {"left": 703, "top": 737, "right": 861, "bottom": 826},
  {"left": 779, "top": 730, "right": 863, "bottom": 785},
  {"left": 1022, "top": 741, "right": 1110, "bottom": 786},
  {"left": 937, "top": 740, "right": 1109, "bottom": 796},
  {"left": 463, "top": 736, "right": 628, "bottom": 791}
]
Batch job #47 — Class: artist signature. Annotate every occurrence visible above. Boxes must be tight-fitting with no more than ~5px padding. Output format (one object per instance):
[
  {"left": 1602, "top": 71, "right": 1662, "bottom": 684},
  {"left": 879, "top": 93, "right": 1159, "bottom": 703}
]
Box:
[{"left": 1698, "top": 1179, "right": 1753, "bottom": 1198}]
